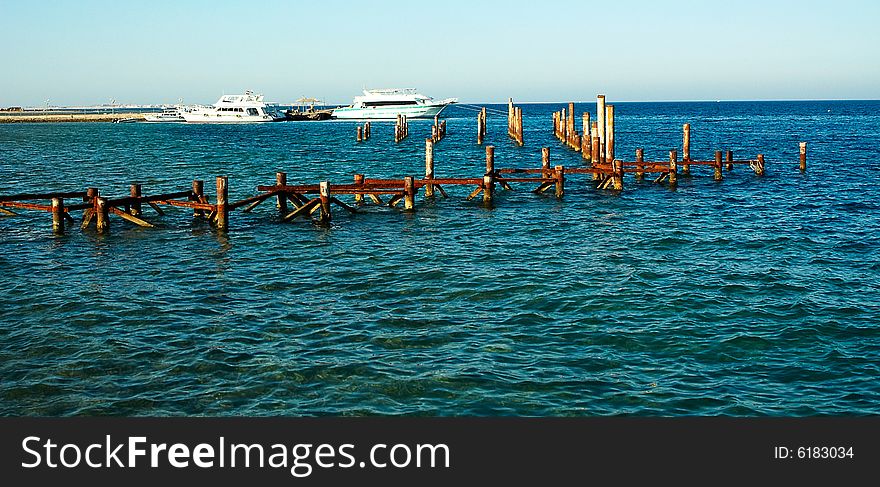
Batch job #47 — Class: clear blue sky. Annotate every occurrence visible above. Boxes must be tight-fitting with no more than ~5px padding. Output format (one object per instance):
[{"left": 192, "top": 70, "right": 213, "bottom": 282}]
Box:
[{"left": 1, "top": 0, "right": 878, "bottom": 106}]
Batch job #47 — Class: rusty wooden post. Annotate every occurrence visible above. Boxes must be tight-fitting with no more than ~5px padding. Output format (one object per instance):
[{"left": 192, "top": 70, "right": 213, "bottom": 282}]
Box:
[
  {"left": 682, "top": 123, "right": 691, "bottom": 175},
  {"left": 353, "top": 174, "right": 365, "bottom": 204},
  {"left": 516, "top": 106, "right": 523, "bottom": 145},
  {"left": 319, "top": 181, "right": 331, "bottom": 223},
  {"left": 596, "top": 95, "right": 606, "bottom": 160},
  {"left": 51, "top": 197, "right": 64, "bottom": 234},
  {"left": 725, "top": 150, "right": 734, "bottom": 172},
  {"left": 425, "top": 138, "right": 435, "bottom": 198},
  {"left": 554, "top": 165, "right": 565, "bottom": 198},
  {"left": 669, "top": 150, "right": 678, "bottom": 187},
  {"left": 682, "top": 123, "right": 691, "bottom": 163},
  {"left": 755, "top": 154, "right": 765, "bottom": 176},
  {"left": 484, "top": 145, "right": 495, "bottom": 203},
  {"left": 356, "top": 126, "right": 363, "bottom": 142},
  {"left": 95, "top": 197, "right": 109, "bottom": 233},
  {"left": 129, "top": 183, "right": 142, "bottom": 217},
  {"left": 605, "top": 105, "right": 615, "bottom": 162},
  {"left": 191, "top": 180, "right": 204, "bottom": 217},
  {"left": 582, "top": 112, "right": 591, "bottom": 160},
  {"left": 216, "top": 176, "right": 228, "bottom": 231},
  {"left": 404, "top": 176, "right": 416, "bottom": 210},
  {"left": 541, "top": 147, "right": 550, "bottom": 178},
  {"left": 591, "top": 135, "right": 600, "bottom": 180},
  {"left": 714, "top": 150, "right": 723, "bottom": 181},
  {"left": 276, "top": 172, "right": 288, "bottom": 214},
  {"left": 635, "top": 148, "right": 645, "bottom": 180},
  {"left": 611, "top": 160, "right": 623, "bottom": 190},
  {"left": 82, "top": 188, "right": 98, "bottom": 227},
  {"left": 365, "top": 121, "right": 371, "bottom": 139},
  {"left": 799, "top": 142, "right": 807, "bottom": 172}
]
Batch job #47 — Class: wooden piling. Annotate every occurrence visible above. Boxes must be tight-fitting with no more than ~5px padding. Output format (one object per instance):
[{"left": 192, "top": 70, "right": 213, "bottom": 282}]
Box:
[
  {"left": 365, "top": 121, "right": 371, "bottom": 139},
  {"left": 319, "top": 181, "right": 331, "bottom": 223},
  {"left": 130, "top": 183, "right": 142, "bottom": 217},
  {"left": 191, "top": 180, "right": 204, "bottom": 217},
  {"left": 582, "top": 112, "right": 591, "bottom": 161},
  {"left": 96, "top": 197, "right": 109, "bottom": 233},
  {"left": 516, "top": 106, "right": 524, "bottom": 145},
  {"left": 591, "top": 135, "right": 600, "bottom": 180},
  {"left": 714, "top": 150, "right": 723, "bottom": 181},
  {"left": 404, "top": 176, "right": 416, "bottom": 210},
  {"left": 357, "top": 126, "right": 363, "bottom": 142},
  {"left": 554, "top": 165, "right": 565, "bottom": 198},
  {"left": 669, "top": 150, "right": 678, "bottom": 187},
  {"left": 276, "top": 172, "right": 288, "bottom": 213},
  {"left": 611, "top": 160, "right": 623, "bottom": 190},
  {"left": 353, "top": 174, "right": 365, "bottom": 204},
  {"left": 755, "top": 154, "right": 765, "bottom": 176},
  {"left": 596, "top": 95, "right": 606, "bottom": 161},
  {"left": 484, "top": 145, "right": 495, "bottom": 203},
  {"left": 51, "top": 197, "right": 64, "bottom": 234},
  {"left": 425, "top": 138, "right": 435, "bottom": 197},
  {"left": 541, "top": 147, "right": 550, "bottom": 178},
  {"left": 635, "top": 148, "right": 645, "bottom": 180},
  {"left": 682, "top": 123, "right": 691, "bottom": 161},
  {"left": 799, "top": 142, "right": 807, "bottom": 172},
  {"left": 216, "top": 176, "right": 229, "bottom": 231},
  {"left": 725, "top": 150, "right": 734, "bottom": 172},
  {"left": 681, "top": 124, "right": 691, "bottom": 176},
  {"left": 605, "top": 105, "right": 615, "bottom": 162}
]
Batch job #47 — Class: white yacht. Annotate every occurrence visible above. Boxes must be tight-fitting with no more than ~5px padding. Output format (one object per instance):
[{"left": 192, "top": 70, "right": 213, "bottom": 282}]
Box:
[
  {"left": 144, "top": 106, "right": 185, "bottom": 122},
  {"left": 180, "top": 91, "right": 283, "bottom": 123},
  {"left": 332, "top": 89, "right": 457, "bottom": 120}
]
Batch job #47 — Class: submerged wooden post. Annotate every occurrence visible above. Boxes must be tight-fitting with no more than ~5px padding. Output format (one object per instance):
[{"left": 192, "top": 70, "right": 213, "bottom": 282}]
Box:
[
  {"left": 611, "top": 160, "right": 623, "bottom": 190},
  {"left": 605, "top": 105, "right": 615, "bottom": 162},
  {"left": 596, "top": 95, "right": 606, "bottom": 161},
  {"left": 356, "top": 126, "right": 363, "bottom": 142},
  {"left": 714, "top": 150, "right": 723, "bottom": 181},
  {"left": 582, "top": 112, "right": 591, "bottom": 161},
  {"left": 799, "top": 142, "right": 807, "bottom": 172},
  {"left": 216, "top": 176, "right": 229, "bottom": 231},
  {"left": 669, "top": 150, "right": 678, "bottom": 187},
  {"left": 725, "top": 150, "right": 734, "bottom": 172},
  {"left": 353, "top": 174, "right": 365, "bottom": 204},
  {"left": 591, "top": 135, "right": 600, "bottom": 180},
  {"left": 319, "top": 181, "right": 331, "bottom": 223},
  {"left": 755, "top": 154, "right": 765, "bottom": 176},
  {"left": 541, "top": 147, "right": 550, "bottom": 177},
  {"left": 276, "top": 172, "right": 288, "bottom": 213},
  {"left": 681, "top": 123, "right": 691, "bottom": 175},
  {"left": 95, "top": 197, "right": 109, "bottom": 233},
  {"left": 484, "top": 145, "right": 495, "bottom": 203},
  {"left": 191, "top": 180, "right": 204, "bottom": 217},
  {"left": 51, "top": 197, "right": 64, "bottom": 234},
  {"left": 130, "top": 183, "right": 142, "bottom": 217},
  {"left": 554, "top": 165, "right": 565, "bottom": 198},
  {"left": 516, "top": 106, "right": 524, "bottom": 145},
  {"left": 635, "top": 148, "right": 645, "bottom": 180},
  {"left": 682, "top": 123, "right": 691, "bottom": 162},
  {"left": 365, "top": 121, "right": 371, "bottom": 139},
  {"left": 404, "top": 176, "right": 416, "bottom": 210},
  {"left": 425, "top": 138, "right": 435, "bottom": 197}
]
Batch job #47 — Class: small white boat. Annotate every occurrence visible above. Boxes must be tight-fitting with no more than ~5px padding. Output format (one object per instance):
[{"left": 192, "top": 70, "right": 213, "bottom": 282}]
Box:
[
  {"left": 144, "top": 106, "right": 185, "bottom": 122},
  {"left": 180, "top": 91, "right": 283, "bottom": 123},
  {"left": 332, "top": 89, "right": 457, "bottom": 120}
]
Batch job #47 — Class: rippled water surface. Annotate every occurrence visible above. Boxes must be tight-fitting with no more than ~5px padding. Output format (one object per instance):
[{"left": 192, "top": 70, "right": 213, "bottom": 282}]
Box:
[{"left": 2, "top": 101, "right": 879, "bottom": 416}]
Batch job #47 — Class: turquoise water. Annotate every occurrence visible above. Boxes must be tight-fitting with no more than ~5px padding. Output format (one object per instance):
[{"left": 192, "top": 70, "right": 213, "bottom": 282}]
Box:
[{"left": 1, "top": 101, "right": 879, "bottom": 416}]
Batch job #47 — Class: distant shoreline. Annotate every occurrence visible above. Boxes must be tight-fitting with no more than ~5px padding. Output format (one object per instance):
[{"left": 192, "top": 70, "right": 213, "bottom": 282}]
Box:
[{"left": 0, "top": 113, "right": 148, "bottom": 123}]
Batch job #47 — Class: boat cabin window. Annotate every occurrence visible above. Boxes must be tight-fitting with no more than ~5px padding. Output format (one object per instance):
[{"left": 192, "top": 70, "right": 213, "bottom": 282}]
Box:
[
  {"left": 363, "top": 101, "right": 418, "bottom": 107},
  {"left": 247, "top": 108, "right": 259, "bottom": 116}
]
